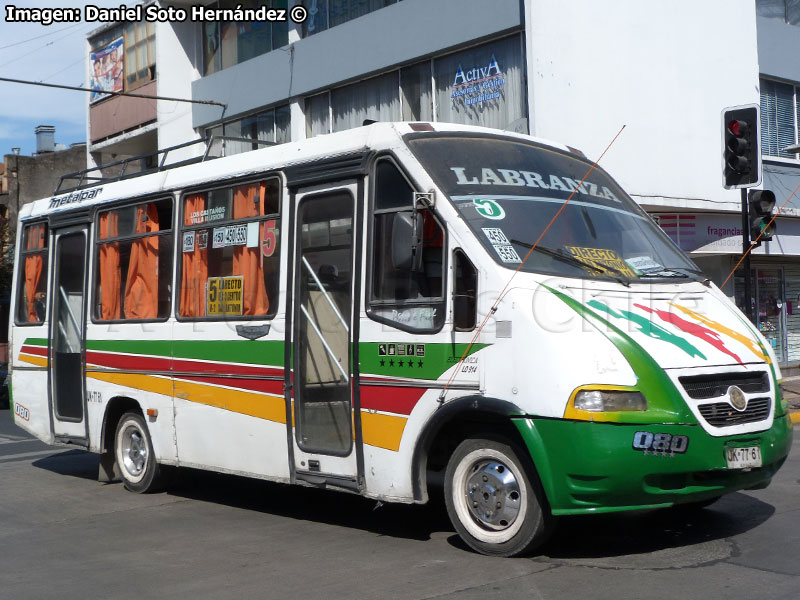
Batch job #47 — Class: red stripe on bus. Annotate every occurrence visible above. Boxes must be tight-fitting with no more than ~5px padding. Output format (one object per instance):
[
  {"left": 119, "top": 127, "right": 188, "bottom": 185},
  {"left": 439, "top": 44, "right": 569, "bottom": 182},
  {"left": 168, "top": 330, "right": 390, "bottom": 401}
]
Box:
[
  {"left": 359, "top": 385, "right": 426, "bottom": 416},
  {"left": 176, "top": 374, "right": 285, "bottom": 396},
  {"left": 171, "top": 358, "right": 284, "bottom": 378},
  {"left": 21, "top": 345, "right": 48, "bottom": 357},
  {"left": 86, "top": 351, "right": 170, "bottom": 372},
  {"left": 84, "top": 351, "right": 284, "bottom": 378}
]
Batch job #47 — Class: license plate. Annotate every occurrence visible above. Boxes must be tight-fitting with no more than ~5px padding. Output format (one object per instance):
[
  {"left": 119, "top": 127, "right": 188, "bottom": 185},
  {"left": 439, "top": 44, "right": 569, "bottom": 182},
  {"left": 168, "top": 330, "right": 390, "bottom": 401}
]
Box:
[{"left": 725, "top": 445, "right": 762, "bottom": 469}]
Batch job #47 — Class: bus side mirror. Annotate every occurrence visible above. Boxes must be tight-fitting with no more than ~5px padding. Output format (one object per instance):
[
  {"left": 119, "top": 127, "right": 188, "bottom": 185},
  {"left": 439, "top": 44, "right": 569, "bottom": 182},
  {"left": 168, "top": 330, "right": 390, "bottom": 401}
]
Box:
[{"left": 391, "top": 211, "right": 423, "bottom": 271}]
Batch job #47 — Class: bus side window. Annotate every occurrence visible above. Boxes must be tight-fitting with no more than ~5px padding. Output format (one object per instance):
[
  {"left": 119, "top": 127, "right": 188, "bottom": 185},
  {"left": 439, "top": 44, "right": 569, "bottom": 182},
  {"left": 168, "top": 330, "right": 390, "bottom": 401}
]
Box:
[
  {"left": 16, "top": 222, "right": 48, "bottom": 324},
  {"left": 370, "top": 159, "right": 445, "bottom": 332},
  {"left": 94, "top": 199, "right": 173, "bottom": 321},
  {"left": 178, "top": 178, "right": 280, "bottom": 319},
  {"left": 453, "top": 249, "right": 477, "bottom": 331}
]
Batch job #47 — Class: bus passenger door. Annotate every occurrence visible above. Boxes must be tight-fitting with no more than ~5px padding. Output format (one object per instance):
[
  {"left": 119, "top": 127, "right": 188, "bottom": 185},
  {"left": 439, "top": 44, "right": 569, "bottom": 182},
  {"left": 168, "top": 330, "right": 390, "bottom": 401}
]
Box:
[
  {"left": 289, "top": 183, "right": 361, "bottom": 486},
  {"left": 49, "top": 227, "right": 89, "bottom": 442}
]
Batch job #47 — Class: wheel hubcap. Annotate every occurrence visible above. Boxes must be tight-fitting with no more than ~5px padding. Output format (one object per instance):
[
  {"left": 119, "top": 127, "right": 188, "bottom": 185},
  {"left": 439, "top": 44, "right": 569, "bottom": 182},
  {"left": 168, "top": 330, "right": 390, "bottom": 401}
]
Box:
[
  {"left": 121, "top": 427, "right": 146, "bottom": 476},
  {"left": 464, "top": 460, "right": 521, "bottom": 530}
]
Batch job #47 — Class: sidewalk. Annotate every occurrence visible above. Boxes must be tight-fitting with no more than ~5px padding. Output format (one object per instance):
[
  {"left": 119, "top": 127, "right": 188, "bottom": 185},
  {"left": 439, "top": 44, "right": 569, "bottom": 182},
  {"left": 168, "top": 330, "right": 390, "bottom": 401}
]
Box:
[{"left": 781, "top": 376, "right": 800, "bottom": 425}]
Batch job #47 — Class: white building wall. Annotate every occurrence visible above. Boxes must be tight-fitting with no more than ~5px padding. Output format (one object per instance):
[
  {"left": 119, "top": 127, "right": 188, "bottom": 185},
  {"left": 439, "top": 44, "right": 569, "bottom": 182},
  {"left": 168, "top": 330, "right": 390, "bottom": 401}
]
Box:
[
  {"left": 526, "top": 0, "right": 759, "bottom": 213},
  {"left": 156, "top": 18, "right": 202, "bottom": 161}
]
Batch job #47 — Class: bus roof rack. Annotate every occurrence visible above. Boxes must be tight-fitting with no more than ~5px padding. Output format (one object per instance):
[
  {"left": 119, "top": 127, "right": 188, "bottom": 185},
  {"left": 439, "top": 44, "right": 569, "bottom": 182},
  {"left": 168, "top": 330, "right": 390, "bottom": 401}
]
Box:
[{"left": 55, "top": 135, "right": 276, "bottom": 194}]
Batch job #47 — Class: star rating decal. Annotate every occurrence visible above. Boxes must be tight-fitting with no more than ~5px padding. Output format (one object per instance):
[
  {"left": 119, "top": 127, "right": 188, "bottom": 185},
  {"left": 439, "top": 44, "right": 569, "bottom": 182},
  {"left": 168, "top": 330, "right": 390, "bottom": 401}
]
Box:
[{"left": 376, "top": 357, "right": 424, "bottom": 370}]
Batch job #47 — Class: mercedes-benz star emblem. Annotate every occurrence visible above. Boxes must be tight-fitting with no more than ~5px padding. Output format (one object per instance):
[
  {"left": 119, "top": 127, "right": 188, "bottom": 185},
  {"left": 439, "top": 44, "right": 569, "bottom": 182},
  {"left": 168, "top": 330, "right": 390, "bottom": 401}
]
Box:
[{"left": 727, "top": 385, "right": 747, "bottom": 412}]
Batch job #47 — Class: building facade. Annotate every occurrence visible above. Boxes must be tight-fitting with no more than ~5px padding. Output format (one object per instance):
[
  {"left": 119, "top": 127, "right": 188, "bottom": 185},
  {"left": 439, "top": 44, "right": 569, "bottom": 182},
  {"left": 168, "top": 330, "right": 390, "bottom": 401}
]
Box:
[{"left": 85, "top": 0, "right": 800, "bottom": 368}]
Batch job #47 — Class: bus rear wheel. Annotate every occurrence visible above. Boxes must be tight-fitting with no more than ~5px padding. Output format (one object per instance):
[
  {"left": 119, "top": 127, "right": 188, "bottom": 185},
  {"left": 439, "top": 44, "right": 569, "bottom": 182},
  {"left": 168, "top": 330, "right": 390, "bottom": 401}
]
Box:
[
  {"left": 444, "top": 437, "right": 553, "bottom": 557},
  {"left": 115, "top": 412, "right": 163, "bottom": 493}
]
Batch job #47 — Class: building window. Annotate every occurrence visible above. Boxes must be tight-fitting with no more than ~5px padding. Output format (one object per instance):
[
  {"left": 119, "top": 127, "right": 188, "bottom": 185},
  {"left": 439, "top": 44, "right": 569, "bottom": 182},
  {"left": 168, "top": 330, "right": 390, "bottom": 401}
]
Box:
[
  {"left": 401, "top": 62, "right": 433, "bottom": 121},
  {"left": 179, "top": 178, "right": 281, "bottom": 319},
  {"left": 303, "top": 35, "right": 526, "bottom": 138},
  {"left": 306, "top": 92, "right": 331, "bottom": 137},
  {"left": 757, "top": 0, "right": 800, "bottom": 25},
  {"left": 331, "top": 72, "right": 401, "bottom": 132},
  {"left": 303, "top": 0, "right": 401, "bottom": 37},
  {"left": 760, "top": 78, "right": 798, "bottom": 158},
  {"left": 203, "top": 0, "right": 290, "bottom": 76},
  {"left": 124, "top": 20, "right": 156, "bottom": 90},
  {"left": 206, "top": 104, "right": 291, "bottom": 156},
  {"left": 94, "top": 199, "right": 173, "bottom": 321},
  {"left": 433, "top": 36, "right": 525, "bottom": 132}
]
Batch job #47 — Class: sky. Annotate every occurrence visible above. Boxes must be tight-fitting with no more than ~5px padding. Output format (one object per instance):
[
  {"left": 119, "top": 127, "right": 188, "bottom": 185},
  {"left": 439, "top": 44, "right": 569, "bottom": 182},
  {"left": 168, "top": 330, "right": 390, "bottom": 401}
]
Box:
[{"left": 0, "top": 0, "right": 125, "bottom": 158}]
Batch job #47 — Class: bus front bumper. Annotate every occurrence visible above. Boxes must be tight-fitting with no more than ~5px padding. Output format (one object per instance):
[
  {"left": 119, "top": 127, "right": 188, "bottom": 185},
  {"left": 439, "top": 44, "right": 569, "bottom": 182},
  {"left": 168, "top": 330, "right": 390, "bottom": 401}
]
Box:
[{"left": 514, "top": 414, "right": 793, "bottom": 516}]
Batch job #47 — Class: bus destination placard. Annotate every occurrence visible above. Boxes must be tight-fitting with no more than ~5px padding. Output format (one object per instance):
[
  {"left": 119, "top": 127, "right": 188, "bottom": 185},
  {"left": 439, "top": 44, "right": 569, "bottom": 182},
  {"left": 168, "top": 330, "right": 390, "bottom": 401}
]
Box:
[{"left": 207, "top": 276, "right": 244, "bottom": 316}]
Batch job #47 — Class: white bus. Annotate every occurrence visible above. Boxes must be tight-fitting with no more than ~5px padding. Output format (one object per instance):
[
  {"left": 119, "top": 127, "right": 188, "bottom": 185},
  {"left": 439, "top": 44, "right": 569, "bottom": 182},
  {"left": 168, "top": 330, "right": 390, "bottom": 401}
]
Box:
[{"left": 9, "top": 122, "right": 793, "bottom": 556}]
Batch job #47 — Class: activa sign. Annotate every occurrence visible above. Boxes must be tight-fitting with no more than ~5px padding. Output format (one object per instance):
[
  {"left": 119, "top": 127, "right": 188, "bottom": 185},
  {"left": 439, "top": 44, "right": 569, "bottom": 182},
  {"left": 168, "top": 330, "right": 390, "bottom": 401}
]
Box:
[
  {"left": 451, "top": 54, "right": 505, "bottom": 107},
  {"left": 453, "top": 55, "right": 502, "bottom": 87}
]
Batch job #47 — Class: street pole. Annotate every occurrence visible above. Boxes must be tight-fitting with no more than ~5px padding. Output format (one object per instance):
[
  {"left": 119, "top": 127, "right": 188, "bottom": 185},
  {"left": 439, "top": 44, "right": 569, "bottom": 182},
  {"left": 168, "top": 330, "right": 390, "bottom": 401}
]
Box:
[{"left": 741, "top": 187, "right": 753, "bottom": 322}]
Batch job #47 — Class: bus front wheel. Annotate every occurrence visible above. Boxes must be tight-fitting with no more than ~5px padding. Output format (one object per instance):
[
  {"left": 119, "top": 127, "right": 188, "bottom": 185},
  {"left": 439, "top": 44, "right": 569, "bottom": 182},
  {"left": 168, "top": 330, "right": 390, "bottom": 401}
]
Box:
[
  {"left": 114, "top": 412, "right": 163, "bottom": 493},
  {"left": 444, "top": 437, "right": 553, "bottom": 557}
]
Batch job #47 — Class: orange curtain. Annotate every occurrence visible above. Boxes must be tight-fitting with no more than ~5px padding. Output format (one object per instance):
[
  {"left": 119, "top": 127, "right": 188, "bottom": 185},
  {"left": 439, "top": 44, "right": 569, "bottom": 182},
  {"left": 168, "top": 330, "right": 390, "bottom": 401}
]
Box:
[
  {"left": 233, "top": 183, "right": 269, "bottom": 316},
  {"left": 23, "top": 224, "right": 45, "bottom": 322},
  {"left": 123, "top": 203, "right": 160, "bottom": 319},
  {"left": 98, "top": 211, "right": 121, "bottom": 320},
  {"left": 179, "top": 194, "right": 208, "bottom": 317}
]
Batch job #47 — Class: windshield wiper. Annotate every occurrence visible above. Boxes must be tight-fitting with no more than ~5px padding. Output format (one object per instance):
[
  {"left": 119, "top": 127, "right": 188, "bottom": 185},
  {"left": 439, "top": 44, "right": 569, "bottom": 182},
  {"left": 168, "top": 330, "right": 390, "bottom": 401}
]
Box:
[
  {"left": 511, "top": 239, "right": 630, "bottom": 287},
  {"left": 638, "top": 266, "right": 709, "bottom": 285}
]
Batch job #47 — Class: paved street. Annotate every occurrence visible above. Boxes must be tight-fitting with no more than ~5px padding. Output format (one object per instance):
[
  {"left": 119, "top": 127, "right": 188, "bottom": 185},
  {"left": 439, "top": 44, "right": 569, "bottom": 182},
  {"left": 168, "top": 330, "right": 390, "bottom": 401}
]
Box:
[{"left": 1, "top": 407, "right": 798, "bottom": 600}]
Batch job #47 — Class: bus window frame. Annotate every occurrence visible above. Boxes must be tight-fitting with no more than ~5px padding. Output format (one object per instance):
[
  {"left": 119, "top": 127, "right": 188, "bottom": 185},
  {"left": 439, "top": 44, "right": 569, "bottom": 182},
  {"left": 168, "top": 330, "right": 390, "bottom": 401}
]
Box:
[
  {"left": 175, "top": 173, "right": 283, "bottom": 323},
  {"left": 365, "top": 153, "right": 448, "bottom": 335},
  {"left": 14, "top": 220, "right": 51, "bottom": 327},
  {"left": 90, "top": 195, "right": 176, "bottom": 325}
]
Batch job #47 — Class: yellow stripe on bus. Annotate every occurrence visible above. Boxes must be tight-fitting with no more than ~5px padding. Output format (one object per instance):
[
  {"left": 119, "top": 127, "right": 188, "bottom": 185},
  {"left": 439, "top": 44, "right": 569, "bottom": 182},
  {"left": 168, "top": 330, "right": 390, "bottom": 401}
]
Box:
[
  {"left": 33, "top": 366, "right": 404, "bottom": 450},
  {"left": 87, "top": 371, "right": 286, "bottom": 424},
  {"left": 19, "top": 354, "right": 48, "bottom": 367},
  {"left": 173, "top": 378, "right": 286, "bottom": 423},
  {"left": 360, "top": 411, "right": 407, "bottom": 451},
  {"left": 87, "top": 370, "right": 174, "bottom": 397}
]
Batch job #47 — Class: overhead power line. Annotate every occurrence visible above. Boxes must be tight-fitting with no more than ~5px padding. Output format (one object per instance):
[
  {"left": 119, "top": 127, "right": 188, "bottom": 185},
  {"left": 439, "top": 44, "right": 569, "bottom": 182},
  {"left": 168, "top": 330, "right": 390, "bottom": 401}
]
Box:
[
  {"left": 0, "top": 76, "right": 226, "bottom": 107},
  {"left": 0, "top": 22, "right": 84, "bottom": 51},
  {"left": 0, "top": 26, "right": 86, "bottom": 69}
]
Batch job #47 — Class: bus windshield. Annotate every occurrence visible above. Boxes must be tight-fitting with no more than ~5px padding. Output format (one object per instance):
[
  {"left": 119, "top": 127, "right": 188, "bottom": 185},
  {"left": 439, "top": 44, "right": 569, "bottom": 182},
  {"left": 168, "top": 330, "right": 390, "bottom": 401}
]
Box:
[{"left": 406, "top": 135, "right": 701, "bottom": 282}]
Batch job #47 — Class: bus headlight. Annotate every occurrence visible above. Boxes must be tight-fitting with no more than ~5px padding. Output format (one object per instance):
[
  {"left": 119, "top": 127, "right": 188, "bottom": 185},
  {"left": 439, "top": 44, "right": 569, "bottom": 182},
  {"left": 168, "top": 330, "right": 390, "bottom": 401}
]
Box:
[{"left": 573, "top": 390, "right": 647, "bottom": 412}]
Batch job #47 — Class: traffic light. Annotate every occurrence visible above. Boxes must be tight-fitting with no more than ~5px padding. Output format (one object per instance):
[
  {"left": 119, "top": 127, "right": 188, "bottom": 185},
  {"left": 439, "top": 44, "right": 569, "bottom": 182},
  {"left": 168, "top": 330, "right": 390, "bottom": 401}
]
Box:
[
  {"left": 723, "top": 105, "right": 760, "bottom": 189},
  {"left": 748, "top": 189, "right": 776, "bottom": 244}
]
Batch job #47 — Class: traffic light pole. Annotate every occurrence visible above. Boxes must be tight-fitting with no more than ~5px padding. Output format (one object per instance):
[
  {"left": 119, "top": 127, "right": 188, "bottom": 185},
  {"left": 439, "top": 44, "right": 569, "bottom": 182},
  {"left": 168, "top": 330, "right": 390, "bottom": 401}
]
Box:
[{"left": 741, "top": 188, "right": 754, "bottom": 322}]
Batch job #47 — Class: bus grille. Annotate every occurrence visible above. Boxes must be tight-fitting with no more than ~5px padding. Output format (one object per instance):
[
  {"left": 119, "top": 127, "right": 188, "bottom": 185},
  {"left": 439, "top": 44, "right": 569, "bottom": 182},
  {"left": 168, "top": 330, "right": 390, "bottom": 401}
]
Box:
[
  {"left": 697, "top": 397, "right": 771, "bottom": 427},
  {"left": 678, "top": 372, "right": 769, "bottom": 399}
]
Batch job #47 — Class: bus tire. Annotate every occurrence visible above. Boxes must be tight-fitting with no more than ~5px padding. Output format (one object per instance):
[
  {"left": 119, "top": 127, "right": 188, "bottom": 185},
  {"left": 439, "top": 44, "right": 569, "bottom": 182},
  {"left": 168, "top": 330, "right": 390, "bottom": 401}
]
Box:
[
  {"left": 114, "top": 412, "right": 163, "bottom": 493},
  {"left": 444, "top": 436, "right": 553, "bottom": 557}
]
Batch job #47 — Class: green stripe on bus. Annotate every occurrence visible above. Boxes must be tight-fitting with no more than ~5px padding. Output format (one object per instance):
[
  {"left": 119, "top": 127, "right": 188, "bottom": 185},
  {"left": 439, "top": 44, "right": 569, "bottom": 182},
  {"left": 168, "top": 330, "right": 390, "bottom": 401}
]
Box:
[
  {"left": 85, "top": 339, "right": 285, "bottom": 367},
  {"left": 27, "top": 336, "right": 488, "bottom": 380},
  {"left": 359, "top": 342, "right": 489, "bottom": 381}
]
